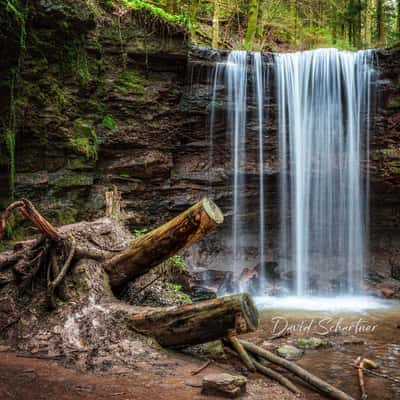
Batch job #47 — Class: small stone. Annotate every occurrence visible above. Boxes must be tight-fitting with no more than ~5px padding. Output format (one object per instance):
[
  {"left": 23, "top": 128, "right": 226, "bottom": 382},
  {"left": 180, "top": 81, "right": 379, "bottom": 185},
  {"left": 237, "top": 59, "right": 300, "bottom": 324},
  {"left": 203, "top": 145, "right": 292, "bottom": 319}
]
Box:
[
  {"left": 261, "top": 341, "right": 276, "bottom": 350},
  {"left": 296, "top": 337, "right": 334, "bottom": 350},
  {"left": 381, "top": 287, "right": 395, "bottom": 298},
  {"left": 185, "top": 380, "right": 203, "bottom": 388},
  {"left": 202, "top": 373, "right": 247, "bottom": 398},
  {"left": 343, "top": 338, "right": 365, "bottom": 346},
  {"left": 276, "top": 344, "right": 304, "bottom": 360}
]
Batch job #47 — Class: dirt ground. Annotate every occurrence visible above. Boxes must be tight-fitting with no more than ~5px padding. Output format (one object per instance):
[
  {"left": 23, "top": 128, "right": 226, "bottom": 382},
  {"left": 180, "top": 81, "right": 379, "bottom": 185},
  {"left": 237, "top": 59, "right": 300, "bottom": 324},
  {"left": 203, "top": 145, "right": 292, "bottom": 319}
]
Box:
[{"left": 0, "top": 350, "right": 298, "bottom": 400}]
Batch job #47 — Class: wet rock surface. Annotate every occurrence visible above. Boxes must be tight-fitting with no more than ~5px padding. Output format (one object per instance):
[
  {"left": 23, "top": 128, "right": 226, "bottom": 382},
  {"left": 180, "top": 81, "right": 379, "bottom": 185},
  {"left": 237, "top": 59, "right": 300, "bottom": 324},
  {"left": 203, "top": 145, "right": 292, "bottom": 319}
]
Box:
[
  {"left": 296, "top": 337, "right": 334, "bottom": 350},
  {"left": 276, "top": 344, "right": 304, "bottom": 360},
  {"left": 202, "top": 373, "right": 247, "bottom": 398}
]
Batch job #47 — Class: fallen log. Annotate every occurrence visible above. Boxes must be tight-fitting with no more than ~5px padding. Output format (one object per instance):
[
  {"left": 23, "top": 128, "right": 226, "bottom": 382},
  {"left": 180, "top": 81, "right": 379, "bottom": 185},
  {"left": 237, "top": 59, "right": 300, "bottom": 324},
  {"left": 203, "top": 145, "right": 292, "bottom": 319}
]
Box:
[
  {"left": 0, "top": 198, "right": 223, "bottom": 299},
  {"left": 104, "top": 198, "right": 224, "bottom": 287},
  {"left": 125, "top": 293, "right": 258, "bottom": 347},
  {"left": 239, "top": 339, "right": 355, "bottom": 400}
]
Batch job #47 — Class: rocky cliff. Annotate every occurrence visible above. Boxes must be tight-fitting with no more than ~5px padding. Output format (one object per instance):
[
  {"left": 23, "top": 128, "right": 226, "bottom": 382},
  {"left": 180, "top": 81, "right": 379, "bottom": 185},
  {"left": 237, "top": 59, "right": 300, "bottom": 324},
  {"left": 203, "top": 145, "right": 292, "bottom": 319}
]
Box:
[{"left": 1, "top": 2, "right": 399, "bottom": 291}]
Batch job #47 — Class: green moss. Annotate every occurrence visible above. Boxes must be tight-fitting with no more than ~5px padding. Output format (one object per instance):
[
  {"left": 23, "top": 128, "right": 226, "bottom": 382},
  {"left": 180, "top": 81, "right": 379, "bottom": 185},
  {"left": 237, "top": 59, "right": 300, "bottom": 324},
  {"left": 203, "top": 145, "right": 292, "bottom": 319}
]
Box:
[
  {"left": 296, "top": 337, "right": 334, "bottom": 349},
  {"left": 50, "top": 170, "right": 93, "bottom": 188},
  {"left": 70, "top": 119, "right": 98, "bottom": 160},
  {"left": 204, "top": 340, "right": 226, "bottom": 360},
  {"left": 101, "top": 114, "right": 117, "bottom": 129},
  {"left": 63, "top": 38, "right": 92, "bottom": 86},
  {"left": 115, "top": 70, "right": 145, "bottom": 96}
]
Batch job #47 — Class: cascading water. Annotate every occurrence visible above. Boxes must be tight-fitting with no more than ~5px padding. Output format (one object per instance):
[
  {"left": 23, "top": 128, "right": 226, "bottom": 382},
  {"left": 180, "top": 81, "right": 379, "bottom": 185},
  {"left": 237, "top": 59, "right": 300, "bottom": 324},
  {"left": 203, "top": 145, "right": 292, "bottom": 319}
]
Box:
[
  {"left": 276, "top": 49, "right": 376, "bottom": 296},
  {"left": 209, "top": 51, "right": 268, "bottom": 290},
  {"left": 208, "top": 48, "right": 376, "bottom": 297},
  {"left": 226, "top": 51, "right": 248, "bottom": 284},
  {"left": 253, "top": 52, "right": 266, "bottom": 290}
]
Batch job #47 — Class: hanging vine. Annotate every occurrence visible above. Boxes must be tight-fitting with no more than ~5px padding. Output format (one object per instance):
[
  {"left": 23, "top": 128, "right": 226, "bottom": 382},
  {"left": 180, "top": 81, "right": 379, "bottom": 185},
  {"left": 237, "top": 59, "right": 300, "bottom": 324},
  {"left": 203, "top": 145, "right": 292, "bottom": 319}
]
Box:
[{"left": 1, "top": 1, "right": 28, "bottom": 197}]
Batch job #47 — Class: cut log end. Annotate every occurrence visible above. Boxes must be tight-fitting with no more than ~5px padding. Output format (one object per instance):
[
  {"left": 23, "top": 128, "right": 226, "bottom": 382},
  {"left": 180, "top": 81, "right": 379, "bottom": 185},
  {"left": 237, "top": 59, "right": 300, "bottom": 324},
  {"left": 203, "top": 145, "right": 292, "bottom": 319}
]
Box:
[
  {"left": 202, "top": 198, "right": 224, "bottom": 225},
  {"left": 105, "top": 197, "right": 225, "bottom": 287}
]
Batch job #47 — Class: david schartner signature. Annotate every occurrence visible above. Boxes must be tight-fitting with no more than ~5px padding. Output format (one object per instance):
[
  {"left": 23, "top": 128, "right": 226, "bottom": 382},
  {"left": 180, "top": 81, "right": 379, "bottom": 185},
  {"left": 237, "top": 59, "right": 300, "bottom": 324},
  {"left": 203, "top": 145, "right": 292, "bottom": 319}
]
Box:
[{"left": 271, "top": 316, "right": 378, "bottom": 336}]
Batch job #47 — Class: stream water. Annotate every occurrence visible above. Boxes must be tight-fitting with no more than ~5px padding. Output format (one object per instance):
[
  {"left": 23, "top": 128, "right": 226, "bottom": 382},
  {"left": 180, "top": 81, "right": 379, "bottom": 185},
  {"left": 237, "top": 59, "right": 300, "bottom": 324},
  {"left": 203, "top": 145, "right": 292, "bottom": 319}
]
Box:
[{"left": 254, "top": 300, "right": 400, "bottom": 399}]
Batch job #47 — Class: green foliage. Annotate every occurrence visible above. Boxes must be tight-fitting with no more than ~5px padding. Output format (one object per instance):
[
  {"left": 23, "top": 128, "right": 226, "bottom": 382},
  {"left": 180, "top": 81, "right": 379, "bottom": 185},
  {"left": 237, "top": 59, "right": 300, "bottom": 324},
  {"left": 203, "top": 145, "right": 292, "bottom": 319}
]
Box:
[
  {"left": 101, "top": 114, "right": 117, "bottom": 129},
  {"left": 169, "top": 254, "right": 188, "bottom": 273},
  {"left": 5, "top": 128, "right": 15, "bottom": 193},
  {"left": 3, "top": 70, "right": 18, "bottom": 195},
  {"left": 164, "top": 283, "right": 192, "bottom": 304},
  {"left": 134, "top": 227, "right": 149, "bottom": 236},
  {"left": 109, "top": 0, "right": 400, "bottom": 51},
  {"left": 119, "top": 0, "right": 190, "bottom": 27},
  {"left": 5, "top": 219, "right": 13, "bottom": 239},
  {"left": 6, "top": 0, "right": 27, "bottom": 49}
]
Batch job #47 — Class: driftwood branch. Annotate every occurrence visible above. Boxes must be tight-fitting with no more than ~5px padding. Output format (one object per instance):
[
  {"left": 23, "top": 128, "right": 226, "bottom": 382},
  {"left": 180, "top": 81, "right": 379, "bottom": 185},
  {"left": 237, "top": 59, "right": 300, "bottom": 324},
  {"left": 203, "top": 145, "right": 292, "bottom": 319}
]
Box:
[
  {"left": 227, "top": 335, "right": 256, "bottom": 372},
  {"left": 354, "top": 357, "right": 377, "bottom": 400},
  {"left": 191, "top": 360, "right": 212, "bottom": 375},
  {"left": 252, "top": 357, "right": 302, "bottom": 394},
  {"left": 239, "top": 339, "right": 355, "bottom": 400}
]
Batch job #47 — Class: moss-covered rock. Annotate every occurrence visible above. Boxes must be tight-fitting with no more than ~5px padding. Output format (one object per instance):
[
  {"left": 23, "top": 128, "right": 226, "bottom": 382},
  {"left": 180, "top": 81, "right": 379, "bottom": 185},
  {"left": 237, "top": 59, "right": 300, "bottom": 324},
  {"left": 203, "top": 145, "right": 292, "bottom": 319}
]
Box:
[
  {"left": 69, "top": 119, "right": 98, "bottom": 160},
  {"left": 49, "top": 170, "right": 94, "bottom": 188},
  {"left": 296, "top": 337, "right": 334, "bottom": 350},
  {"left": 204, "top": 340, "right": 226, "bottom": 360}
]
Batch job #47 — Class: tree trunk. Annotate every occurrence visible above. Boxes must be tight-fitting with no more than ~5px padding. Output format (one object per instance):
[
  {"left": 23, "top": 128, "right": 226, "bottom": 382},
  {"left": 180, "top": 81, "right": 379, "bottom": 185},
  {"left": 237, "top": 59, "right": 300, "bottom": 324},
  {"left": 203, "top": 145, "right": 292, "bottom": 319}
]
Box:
[
  {"left": 376, "top": 0, "right": 384, "bottom": 45},
  {"left": 212, "top": 0, "right": 220, "bottom": 48},
  {"left": 166, "top": 0, "right": 176, "bottom": 14},
  {"left": 398, "top": 0, "right": 400, "bottom": 34},
  {"left": 244, "top": 0, "right": 259, "bottom": 49},
  {"left": 123, "top": 293, "right": 258, "bottom": 347},
  {"left": 104, "top": 198, "right": 223, "bottom": 287}
]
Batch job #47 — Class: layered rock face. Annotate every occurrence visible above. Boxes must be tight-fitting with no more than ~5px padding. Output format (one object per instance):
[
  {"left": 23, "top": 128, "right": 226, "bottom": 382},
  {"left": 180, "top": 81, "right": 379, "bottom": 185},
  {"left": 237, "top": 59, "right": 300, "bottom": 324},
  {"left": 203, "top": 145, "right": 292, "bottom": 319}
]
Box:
[
  {"left": 0, "top": 1, "right": 191, "bottom": 231},
  {"left": 184, "top": 47, "right": 400, "bottom": 293},
  {"left": 1, "top": 2, "right": 399, "bottom": 290}
]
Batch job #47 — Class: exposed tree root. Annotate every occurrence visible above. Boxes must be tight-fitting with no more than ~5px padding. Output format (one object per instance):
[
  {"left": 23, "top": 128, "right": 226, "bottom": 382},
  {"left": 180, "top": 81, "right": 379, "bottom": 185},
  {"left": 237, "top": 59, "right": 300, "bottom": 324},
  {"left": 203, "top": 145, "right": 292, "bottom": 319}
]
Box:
[{"left": 0, "top": 199, "right": 112, "bottom": 309}]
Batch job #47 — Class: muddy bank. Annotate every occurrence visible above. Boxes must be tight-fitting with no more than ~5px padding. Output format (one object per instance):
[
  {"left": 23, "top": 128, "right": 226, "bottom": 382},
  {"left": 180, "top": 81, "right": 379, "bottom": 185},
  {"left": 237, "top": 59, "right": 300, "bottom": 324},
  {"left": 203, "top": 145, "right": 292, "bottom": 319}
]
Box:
[{"left": 0, "top": 351, "right": 296, "bottom": 400}]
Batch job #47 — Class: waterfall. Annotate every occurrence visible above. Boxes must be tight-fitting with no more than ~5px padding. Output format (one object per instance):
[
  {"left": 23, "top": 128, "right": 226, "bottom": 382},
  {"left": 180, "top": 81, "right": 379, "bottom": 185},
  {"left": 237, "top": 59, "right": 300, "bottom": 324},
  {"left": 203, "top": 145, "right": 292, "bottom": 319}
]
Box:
[
  {"left": 207, "top": 48, "right": 376, "bottom": 296},
  {"left": 226, "top": 51, "right": 248, "bottom": 285},
  {"left": 275, "top": 49, "right": 376, "bottom": 295},
  {"left": 209, "top": 51, "right": 267, "bottom": 289},
  {"left": 253, "top": 53, "right": 266, "bottom": 291}
]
